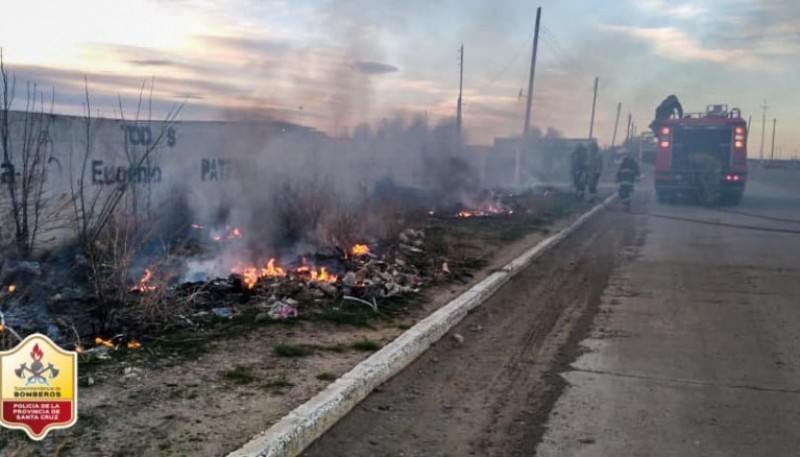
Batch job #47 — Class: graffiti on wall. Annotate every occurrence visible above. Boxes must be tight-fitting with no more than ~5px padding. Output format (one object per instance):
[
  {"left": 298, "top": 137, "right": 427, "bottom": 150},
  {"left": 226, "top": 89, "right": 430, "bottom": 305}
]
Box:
[
  {"left": 120, "top": 125, "right": 177, "bottom": 148},
  {"left": 201, "top": 158, "right": 237, "bottom": 182},
  {"left": 91, "top": 160, "right": 162, "bottom": 187}
]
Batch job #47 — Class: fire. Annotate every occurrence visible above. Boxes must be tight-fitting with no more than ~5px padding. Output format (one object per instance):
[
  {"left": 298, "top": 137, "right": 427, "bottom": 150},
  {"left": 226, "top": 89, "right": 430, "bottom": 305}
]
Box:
[
  {"left": 261, "top": 258, "right": 286, "bottom": 278},
  {"left": 233, "top": 258, "right": 287, "bottom": 289},
  {"left": 351, "top": 244, "right": 370, "bottom": 256},
  {"left": 233, "top": 257, "right": 337, "bottom": 287},
  {"left": 7, "top": 284, "right": 15, "bottom": 293},
  {"left": 311, "top": 267, "right": 337, "bottom": 283},
  {"left": 127, "top": 340, "right": 142, "bottom": 350},
  {"left": 131, "top": 268, "right": 156, "bottom": 292},
  {"left": 212, "top": 226, "right": 243, "bottom": 242},
  {"left": 240, "top": 267, "right": 259, "bottom": 289},
  {"left": 296, "top": 258, "right": 311, "bottom": 274},
  {"left": 457, "top": 204, "right": 514, "bottom": 218},
  {"left": 95, "top": 337, "right": 115, "bottom": 348}
]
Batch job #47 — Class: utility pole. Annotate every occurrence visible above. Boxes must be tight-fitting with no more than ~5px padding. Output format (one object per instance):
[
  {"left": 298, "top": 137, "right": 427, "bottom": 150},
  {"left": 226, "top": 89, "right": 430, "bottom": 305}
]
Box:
[
  {"left": 625, "top": 112, "right": 632, "bottom": 144},
  {"left": 455, "top": 44, "right": 464, "bottom": 142},
  {"left": 760, "top": 99, "right": 768, "bottom": 163},
  {"left": 522, "top": 7, "right": 542, "bottom": 140},
  {"left": 611, "top": 102, "right": 621, "bottom": 148},
  {"left": 518, "top": 6, "right": 542, "bottom": 189},
  {"left": 770, "top": 117, "right": 777, "bottom": 161},
  {"left": 588, "top": 76, "right": 599, "bottom": 141}
]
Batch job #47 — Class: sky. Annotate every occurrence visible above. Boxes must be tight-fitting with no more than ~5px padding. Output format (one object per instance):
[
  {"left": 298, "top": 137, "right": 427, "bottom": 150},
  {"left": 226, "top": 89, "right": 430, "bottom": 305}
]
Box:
[{"left": 1, "top": 0, "right": 798, "bottom": 157}]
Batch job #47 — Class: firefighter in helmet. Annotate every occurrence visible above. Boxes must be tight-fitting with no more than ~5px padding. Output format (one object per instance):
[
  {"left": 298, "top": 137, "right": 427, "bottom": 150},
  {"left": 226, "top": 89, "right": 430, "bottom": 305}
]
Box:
[
  {"left": 616, "top": 153, "right": 640, "bottom": 210},
  {"left": 570, "top": 143, "right": 589, "bottom": 197},
  {"left": 649, "top": 94, "right": 683, "bottom": 134},
  {"left": 587, "top": 141, "right": 603, "bottom": 196}
]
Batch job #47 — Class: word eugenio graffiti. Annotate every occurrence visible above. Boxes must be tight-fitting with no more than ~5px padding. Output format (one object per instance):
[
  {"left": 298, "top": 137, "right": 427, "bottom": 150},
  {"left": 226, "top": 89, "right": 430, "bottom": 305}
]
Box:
[{"left": 91, "top": 160, "right": 162, "bottom": 187}]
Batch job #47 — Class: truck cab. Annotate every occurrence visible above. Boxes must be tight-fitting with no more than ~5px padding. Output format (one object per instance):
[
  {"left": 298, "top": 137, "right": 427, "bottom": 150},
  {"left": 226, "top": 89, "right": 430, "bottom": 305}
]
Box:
[{"left": 653, "top": 104, "right": 747, "bottom": 205}]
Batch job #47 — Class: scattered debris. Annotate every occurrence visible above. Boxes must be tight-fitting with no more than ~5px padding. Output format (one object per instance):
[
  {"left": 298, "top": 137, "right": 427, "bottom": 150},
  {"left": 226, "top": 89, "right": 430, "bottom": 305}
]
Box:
[
  {"left": 267, "top": 301, "right": 298, "bottom": 320},
  {"left": 212, "top": 307, "right": 235, "bottom": 319}
]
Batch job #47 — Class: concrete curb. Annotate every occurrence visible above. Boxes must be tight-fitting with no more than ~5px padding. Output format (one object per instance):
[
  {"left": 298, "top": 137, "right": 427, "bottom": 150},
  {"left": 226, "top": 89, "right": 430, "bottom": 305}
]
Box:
[{"left": 228, "top": 193, "right": 617, "bottom": 457}]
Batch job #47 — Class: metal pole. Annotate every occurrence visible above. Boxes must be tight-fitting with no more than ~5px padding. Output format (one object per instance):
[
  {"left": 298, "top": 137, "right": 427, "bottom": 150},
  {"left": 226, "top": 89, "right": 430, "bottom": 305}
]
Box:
[
  {"left": 611, "top": 102, "right": 621, "bottom": 148},
  {"left": 588, "top": 76, "right": 599, "bottom": 141}
]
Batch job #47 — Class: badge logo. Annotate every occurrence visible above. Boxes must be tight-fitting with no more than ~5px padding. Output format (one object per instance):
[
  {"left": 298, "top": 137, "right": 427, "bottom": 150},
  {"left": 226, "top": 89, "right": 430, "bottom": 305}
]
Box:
[{"left": 1, "top": 333, "right": 78, "bottom": 440}]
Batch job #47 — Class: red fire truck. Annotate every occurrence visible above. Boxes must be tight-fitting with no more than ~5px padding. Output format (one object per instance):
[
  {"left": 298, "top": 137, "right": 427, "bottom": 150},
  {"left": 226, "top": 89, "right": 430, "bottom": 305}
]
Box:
[{"left": 653, "top": 104, "right": 747, "bottom": 205}]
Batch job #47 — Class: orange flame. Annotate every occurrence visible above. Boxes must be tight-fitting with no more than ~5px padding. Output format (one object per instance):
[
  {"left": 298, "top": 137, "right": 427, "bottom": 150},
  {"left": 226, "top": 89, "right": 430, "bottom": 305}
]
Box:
[
  {"left": 31, "top": 343, "right": 44, "bottom": 360},
  {"left": 131, "top": 268, "right": 156, "bottom": 292},
  {"left": 311, "top": 267, "right": 338, "bottom": 283},
  {"left": 95, "top": 337, "right": 115, "bottom": 348},
  {"left": 261, "top": 258, "right": 286, "bottom": 278},
  {"left": 457, "top": 204, "right": 514, "bottom": 218},
  {"left": 240, "top": 267, "right": 259, "bottom": 289},
  {"left": 296, "top": 257, "right": 311, "bottom": 274},
  {"left": 127, "top": 340, "right": 142, "bottom": 349},
  {"left": 233, "top": 257, "right": 336, "bottom": 286},
  {"left": 7, "top": 284, "right": 16, "bottom": 293},
  {"left": 351, "top": 244, "right": 370, "bottom": 256}
]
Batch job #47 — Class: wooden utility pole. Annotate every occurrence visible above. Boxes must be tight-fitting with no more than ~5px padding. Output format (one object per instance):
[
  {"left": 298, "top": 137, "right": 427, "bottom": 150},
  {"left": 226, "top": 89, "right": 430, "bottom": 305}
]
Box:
[
  {"left": 522, "top": 7, "right": 542, "bottom": 139},
  {"left": 770, "top": 117, "right": 777, "bottom": 161},
  {"left": 588, "top": 76, "right": 599, "bottom": 141},
  {"left": 625, "top": 112, "right": 632, "bottom": 144},
  {"left": 517, "top": 6, "right": 542, "bottom": 189},
  {"left": 611, "top": 102, "right": 621, "bottom": 148},
  {"left": 455, "top": 44, "right": 464, "bottom": 141},
  {"left": 760, "top": 100, "right": 768, "bottom": 163}
]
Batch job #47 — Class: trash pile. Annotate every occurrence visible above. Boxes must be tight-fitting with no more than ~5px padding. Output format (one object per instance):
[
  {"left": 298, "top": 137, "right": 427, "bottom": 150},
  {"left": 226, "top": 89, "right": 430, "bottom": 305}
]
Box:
[{"left": 156, "top": 228, "right": 435, "bottom": 327}]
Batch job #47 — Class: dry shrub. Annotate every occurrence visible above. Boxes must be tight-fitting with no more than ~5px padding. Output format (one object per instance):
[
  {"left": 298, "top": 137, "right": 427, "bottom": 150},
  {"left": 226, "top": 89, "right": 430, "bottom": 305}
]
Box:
[{"left": 271, "top": 178, "right": 336, "bottom": 249}]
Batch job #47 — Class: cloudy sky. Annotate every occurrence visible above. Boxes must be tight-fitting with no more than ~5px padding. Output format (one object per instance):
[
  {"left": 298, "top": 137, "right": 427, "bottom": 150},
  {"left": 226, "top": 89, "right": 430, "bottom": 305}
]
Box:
[{"left": 1, "top": 0, "right": 798, "bottom": 156}]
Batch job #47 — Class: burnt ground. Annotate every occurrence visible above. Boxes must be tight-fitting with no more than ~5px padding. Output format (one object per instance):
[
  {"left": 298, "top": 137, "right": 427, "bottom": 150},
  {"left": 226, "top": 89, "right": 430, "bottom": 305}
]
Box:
[
  {"left": 303, "top": 200, "right": 637, "bottom": 457},
  {"left": 0, "top": 194, "right": 602, "bottom": 457}
]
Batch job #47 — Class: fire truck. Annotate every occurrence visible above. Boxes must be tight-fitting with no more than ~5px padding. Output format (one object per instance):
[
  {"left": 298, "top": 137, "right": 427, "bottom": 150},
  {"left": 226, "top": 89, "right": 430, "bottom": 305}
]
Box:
[{"left": 653, "top": 104, "right": 747, "bottom": 205}]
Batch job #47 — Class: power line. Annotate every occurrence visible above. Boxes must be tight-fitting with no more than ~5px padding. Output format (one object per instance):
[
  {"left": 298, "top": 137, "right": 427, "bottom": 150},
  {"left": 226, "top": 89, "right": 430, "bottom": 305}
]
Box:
[
  {"left": 478, "top": 29, "right": 536, "bottom": 91},
  {"left": 540, "top": 26, "right": 586, "bottom": 74}
]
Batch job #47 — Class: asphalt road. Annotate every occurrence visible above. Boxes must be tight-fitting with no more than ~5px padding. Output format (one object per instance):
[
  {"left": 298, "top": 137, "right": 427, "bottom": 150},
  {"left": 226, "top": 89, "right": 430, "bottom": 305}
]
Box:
[
  {"left": 304, "top": 170, "right": 800, "bottom": 457},
  {"left": 537, "top": 174, "right": 800, "bottom": 456}
]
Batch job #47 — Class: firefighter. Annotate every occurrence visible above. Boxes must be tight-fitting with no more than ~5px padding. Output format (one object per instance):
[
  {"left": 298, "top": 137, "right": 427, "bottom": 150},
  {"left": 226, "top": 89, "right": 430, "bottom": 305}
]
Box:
[
  {"left": 570, "top": 143, "right": 588, "bottom": 198},
  {"left": 649, "top": 94, "right": 683, "bottom": 133},
  {"left": 616, "top": 153, "right": 640, "bottom": 211},
  {"left": 587, "top": 142, "right": 603, "bottom": 196}
]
